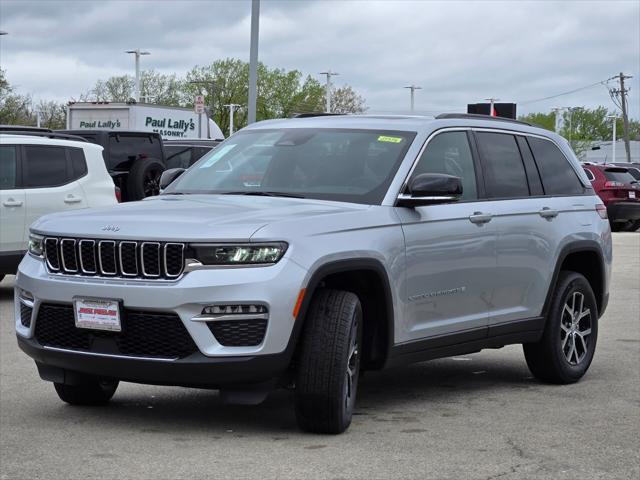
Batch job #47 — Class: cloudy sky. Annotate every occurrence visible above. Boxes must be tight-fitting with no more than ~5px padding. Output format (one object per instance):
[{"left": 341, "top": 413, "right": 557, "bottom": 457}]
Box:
[{"left": 0, "top": 0, "right": 638, "bottom": 118}]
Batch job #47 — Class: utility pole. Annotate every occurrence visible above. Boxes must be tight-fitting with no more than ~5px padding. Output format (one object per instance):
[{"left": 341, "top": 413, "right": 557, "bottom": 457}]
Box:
[
  {"left": 126, "top": 49, "right": 150, "bottom": 102},
  {"left": 485, "top": 97, "right": 500, "bottom": 116},
  {"left": 608, "top": 72, "right": 633, "bottom": 162},
  {"left": 404, "top": 85, "right": 422, "bottom": 113},
  {"left": 606, "top": 115, "right": 617, "bottom": 162},
  {"left": 319, "top": 70, "right": 339, "bottom": 113},
  {"left": 247, "top": 0, "right": 260, "bottom": 124},
  {"left": 224, "top": 104, "right": 241, "bottom": 135}
]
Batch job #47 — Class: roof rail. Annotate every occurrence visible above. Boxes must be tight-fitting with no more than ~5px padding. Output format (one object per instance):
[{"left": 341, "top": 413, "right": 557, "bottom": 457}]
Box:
[
  {"left": 291, "top": 112, "right": 346, "bottom": 118},
  {"left": 0, "top": 125, "right": 53, "bottom": 133},
  {"left": 0, "top": 130, "right": 88, "bottom": 142},
  {"left": 436, "top": 113, "right": 533, "bottom": 127}
]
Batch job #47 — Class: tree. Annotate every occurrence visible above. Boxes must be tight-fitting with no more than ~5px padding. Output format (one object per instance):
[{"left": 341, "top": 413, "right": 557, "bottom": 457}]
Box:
[
  {"left": 518, "top": 112, "right": 555, "bottom": 131},
  {"left": 140, "top": 70, "right": 182, "bottom": 106},
  {"left": 330, "top": 85, "right": 367, "bottom": 114},
  {"left": 91, "top": 75, "right": 134, "bottom": 102},
  {"left": 35, "top": 100, "right": 67, "bottom": 129},
  {"left": 0, "top": 69, "right": 33, "bottom": 125}
]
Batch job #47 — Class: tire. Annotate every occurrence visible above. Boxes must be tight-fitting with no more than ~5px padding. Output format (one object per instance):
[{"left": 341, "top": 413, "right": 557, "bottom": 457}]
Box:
[
  {"left": 295, "top": 289, "right": 363, "bottom": 434},
  {"left": 623, "top": 220, "right": 640, "bottom": 232},
  {"left": 126, "top": 158, "right": 165, "bottom": 200},
  {"left": 54, "top": 379, "right": 119, "bottom": 406},
  {"left": 523, "top": 272, "right": 598, "bottom": 384},
  {"left": 610, "top": 221, "right": 625, "bottom": 232}
]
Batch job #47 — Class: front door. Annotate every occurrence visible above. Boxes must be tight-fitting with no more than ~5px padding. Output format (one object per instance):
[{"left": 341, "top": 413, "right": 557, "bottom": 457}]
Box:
[
  {"left": 396, "top": 130, "right": 496, "bottom": 344},
  {"left": 0, "top": 145, "right": 26, "bottom": 253}
]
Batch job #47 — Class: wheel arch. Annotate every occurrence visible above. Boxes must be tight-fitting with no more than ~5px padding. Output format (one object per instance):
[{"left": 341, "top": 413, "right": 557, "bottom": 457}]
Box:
[
  {"left": 544, "top": 241, "right": 607, "bottom": 319},
  {"left": 291, "top": 258, "right": 395, "bottom": 370}
]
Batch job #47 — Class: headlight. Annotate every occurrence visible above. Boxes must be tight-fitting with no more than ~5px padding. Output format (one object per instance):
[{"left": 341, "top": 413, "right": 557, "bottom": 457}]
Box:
[
  {"left": 190, "top": 242, "right": 287, "bottom": 265},
  {"left": 28, "top": 233, "right": 44, "bottom": 258}
]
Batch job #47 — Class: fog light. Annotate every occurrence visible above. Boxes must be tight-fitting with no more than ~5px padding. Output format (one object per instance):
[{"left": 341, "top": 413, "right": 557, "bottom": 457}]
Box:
[
  {"left": 17, "top": 288, "right": 34, "bottom": 302},
  {"left": 202, "top": 305, "right": 268, "bottom": 315}
]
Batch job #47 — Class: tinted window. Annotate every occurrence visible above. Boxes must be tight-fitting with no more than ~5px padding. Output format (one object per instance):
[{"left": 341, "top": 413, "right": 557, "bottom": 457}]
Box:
[
  {"left": 0, "top": 146, "right": 17, "bottom": 189},
  {"left": 169, "top": 129, "right": 416, "bottom": 205},
  {"left": 411, "top": 131, "right": 477, "bottom": 200},
  {"left": 476, "top": 132, "right": 529, "bottom": 198},
  {"left": 527, "top": 137, "right": 584, "bottom": 195},
  {"left": 603, "top": 168, "right": 637, "bottom": 184},
  {"left": 622, "top": 167, "right": 640, "bottom": 181},
  {"left": 193, "top": 147, "right": 214, "bottom": 164},
  {"left": 108, "top": 134, "right": 163, "bottom": 168},
  {"left": 516, "top": 136, "right": 544, "bottom": 196},
  {"left": 69, "top": 147, "right": 88, "bottom": 178},
  {"left": 165, "top": 146, "right": 192, "bottom": 169},
  {"left": 23, "top": 146, "right": 69, "bottom": 188}
]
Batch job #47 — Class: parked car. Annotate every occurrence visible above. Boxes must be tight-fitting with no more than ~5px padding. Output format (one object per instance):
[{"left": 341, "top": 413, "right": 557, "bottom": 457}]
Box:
[
  {"left": 582, "top": 163, "right": 640, "bottom": 231},
  {"left": 58, "top": 130, "right": 167, "bottom": 201},
  {"left": 163, "top": 139, "right": 221, "bottom": 169},
  {"left": 609, "top": 162, "right": 640, "bottom": 181},
  {"left": 16, "top": 114, "right": 611, "bottom": 434},
  {"left": 0, "top": 132, "right": 118, "bottom": 280}
]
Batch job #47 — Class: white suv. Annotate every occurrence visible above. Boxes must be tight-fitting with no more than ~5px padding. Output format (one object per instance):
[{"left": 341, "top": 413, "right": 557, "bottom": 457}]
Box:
[{"left": 0, "top": 133, "right": 118, "bottom": 279}]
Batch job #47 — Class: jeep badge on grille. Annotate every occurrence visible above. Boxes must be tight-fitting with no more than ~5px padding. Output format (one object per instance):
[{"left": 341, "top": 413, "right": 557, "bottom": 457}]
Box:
[{"left": 102, "top": 225, "right": 120, "bottom": 232}]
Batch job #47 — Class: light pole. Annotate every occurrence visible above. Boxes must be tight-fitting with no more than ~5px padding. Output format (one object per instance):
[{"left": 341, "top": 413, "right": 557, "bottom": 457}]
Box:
[
  {"left": 551, "top": 107, "right": 566, "bottom": 133},
  {"left": 319, "top": 70, "right": 339, "bottom": 113},
  {"left": 404, "top": 85, "right": 422, "bottom": 113},
  {"left": 224, "top": 104, "right": 241, "bottom": 135},
  {"left": 125, "top": 49, "right": 150, "bottom": 102},
  {"left": 606, "top": 115, "right": 618, "bottom": 162},
  {"left": 247, "top": 0, "right": 260, "bottom": 124}
]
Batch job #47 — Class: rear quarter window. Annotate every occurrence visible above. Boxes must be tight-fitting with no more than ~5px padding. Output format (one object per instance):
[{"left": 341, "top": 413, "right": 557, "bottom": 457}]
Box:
[{"left": 527, "top": 137, "right": 584, "bottom": 195}]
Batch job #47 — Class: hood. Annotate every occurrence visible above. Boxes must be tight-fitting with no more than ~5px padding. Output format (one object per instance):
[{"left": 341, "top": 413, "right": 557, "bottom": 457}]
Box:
[{"left": 31, "top": 194, "right": 368, "bottom": 242}]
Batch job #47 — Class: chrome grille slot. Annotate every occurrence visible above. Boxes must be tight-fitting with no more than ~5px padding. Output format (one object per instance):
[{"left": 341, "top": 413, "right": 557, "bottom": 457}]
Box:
[
  {"left": 60, "top": 239, "right": 78, "bottom": 273},
  {"left": 43, "top": 237, "right": 185, "bottom": 280},
  {"left": 98, "top": 240, "right": 117, "bottom": 275},
  {"left": 44, "top": 238, "right": 60, "bottom": 271},
  {"left": 79, "top": 240, "right": 97, "bottom": 274},
  {"left": 119, "top": 241, "right": 138, "bottom": 276},
  {"left": 141, "top": 242, "right": 161, "bottom": 277}
]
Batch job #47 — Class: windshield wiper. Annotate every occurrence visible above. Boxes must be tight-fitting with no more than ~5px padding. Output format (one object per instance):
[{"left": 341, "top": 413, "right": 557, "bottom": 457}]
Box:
[{"left": 221, "top": 191, "right": 306, "bottom": 199}]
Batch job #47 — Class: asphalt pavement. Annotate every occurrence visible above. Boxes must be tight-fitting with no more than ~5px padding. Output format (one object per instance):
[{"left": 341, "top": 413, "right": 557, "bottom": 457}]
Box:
[{"left": 1, "top": 233, "right": 638, "bottom": 480}]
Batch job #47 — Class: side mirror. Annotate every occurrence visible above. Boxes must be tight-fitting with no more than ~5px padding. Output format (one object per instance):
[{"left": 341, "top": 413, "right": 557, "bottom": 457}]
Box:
[
  {"left": 159, "top": 168, "right": 186, "bottom": 190},
  {"left": 397, "top": 173, "right": 462, "bottom": 207}
]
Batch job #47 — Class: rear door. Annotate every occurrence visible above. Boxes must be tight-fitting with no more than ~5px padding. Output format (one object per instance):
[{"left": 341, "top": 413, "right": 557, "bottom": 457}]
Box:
[
  {"left": 396, "top": 130, "right": 496, "bottom": 343},
  {"left": 0, "top": 145, "right": 26, "bottom": 253},
  {"left": 22, "top": 145, "right": 88, "bottom": 231}
]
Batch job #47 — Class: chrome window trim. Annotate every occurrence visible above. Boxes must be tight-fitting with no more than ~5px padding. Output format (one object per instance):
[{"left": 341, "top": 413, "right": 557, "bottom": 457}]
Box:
[
  {"left": 141, "top": 242, "right": 161, "bottom": 278},
  {"left": 60, "top": 238, "right": 78, "bottom": 273},
  {"left": 98, "top": 240, "right": 117, "bottom": 276},
  {"left": 119, "top": 241, "right": 139, "bottom": 277},
  {"left": 164, "top": 243, "right": 185, "bottom": 278},
  {"left": 44, "top": 238, "right": 60, "bottom": 271},
  {"left": 78, "top": 239, "right": 97, "bottom": 274}
]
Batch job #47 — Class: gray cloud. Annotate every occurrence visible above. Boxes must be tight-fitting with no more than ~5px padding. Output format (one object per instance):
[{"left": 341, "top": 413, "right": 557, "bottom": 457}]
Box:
[{"left": 0, "top": 0, "right": 638, "bottom": 117}]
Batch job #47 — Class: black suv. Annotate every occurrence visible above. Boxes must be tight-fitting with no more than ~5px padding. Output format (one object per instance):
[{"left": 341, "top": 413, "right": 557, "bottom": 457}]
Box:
[{"left": 59, "top": 130, "right": 166, "bottom": 201}]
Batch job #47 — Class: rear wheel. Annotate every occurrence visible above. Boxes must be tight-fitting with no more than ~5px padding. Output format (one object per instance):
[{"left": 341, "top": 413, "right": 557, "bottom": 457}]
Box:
[
  {"left": 295, "top": 289, "right": 362, "bottom": 434},
  {"left": 127, "top": 158, "right": 165, "bottom": 200},
  {"left": 524, "top": 272, "right": 598, "bottom": 384},
  {"left": 54, "top": 378, "right": 119, "bottom": 405}
]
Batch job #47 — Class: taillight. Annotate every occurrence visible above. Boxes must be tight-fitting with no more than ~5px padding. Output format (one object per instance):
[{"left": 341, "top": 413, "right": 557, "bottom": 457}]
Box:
[
  {"left": 604, "top": 181, "right": 624, "bottom": 188},
  {"left": 596, "top": 204, "right": 608, "bottom": 219},
  {"left": 115, "top": 186, "right": 122, "bottom": 203}
]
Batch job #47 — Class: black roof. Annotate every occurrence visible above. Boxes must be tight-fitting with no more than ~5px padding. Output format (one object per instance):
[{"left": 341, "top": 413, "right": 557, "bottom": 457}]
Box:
[
  {"left": 163, "top": 139, "right": 221, "bottom": 147},
  {"left": 0, "top": 130, "right": 87, "bottom": 142},
  {"left": 0, "top": 125, "right": 53, "bottom": 133}
]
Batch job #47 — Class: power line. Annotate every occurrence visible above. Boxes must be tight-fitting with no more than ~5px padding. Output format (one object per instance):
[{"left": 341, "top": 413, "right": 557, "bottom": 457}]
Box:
[{"left": 518, "top": 79, "right": 608, "bottom": 105}]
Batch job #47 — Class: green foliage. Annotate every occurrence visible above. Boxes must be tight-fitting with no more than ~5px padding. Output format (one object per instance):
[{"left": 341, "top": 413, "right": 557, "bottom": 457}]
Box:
[{"left": 518, "top": 112, "right": 555, "bottom": 131}]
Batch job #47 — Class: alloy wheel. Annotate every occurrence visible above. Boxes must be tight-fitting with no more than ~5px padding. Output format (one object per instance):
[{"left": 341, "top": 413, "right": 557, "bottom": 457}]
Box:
[{"left": 560, "top": 291, "right": 592, "bottom": 366}]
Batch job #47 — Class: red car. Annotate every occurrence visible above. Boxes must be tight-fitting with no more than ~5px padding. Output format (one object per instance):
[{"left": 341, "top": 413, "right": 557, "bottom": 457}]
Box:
[{"left": 582, "top": 163, "right": 640, "bottom": 231}]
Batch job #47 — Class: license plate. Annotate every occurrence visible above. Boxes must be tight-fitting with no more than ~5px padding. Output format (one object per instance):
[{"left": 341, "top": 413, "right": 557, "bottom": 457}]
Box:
[
  {"left": 629, "top": 191, "right": 636, "bottom": 199},
  {"left": 74, "top": 298, "right": 121, "bottom": 332}
]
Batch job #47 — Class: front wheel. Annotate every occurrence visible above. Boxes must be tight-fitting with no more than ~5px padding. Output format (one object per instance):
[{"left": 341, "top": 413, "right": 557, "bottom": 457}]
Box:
[
  {"left": 54, "top": 378, "right": 119, "bottom": 406},
  {"left": 524, "top": 271, "right": 598, "bottom": 384},
  {"left": 295, "top": 289, "right": 362, "bottom": 434}
]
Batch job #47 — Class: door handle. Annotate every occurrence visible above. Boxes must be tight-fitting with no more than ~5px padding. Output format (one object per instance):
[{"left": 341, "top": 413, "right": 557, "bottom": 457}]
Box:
[
  {"left": 469, "top": 212, "right": 493, "bottom": 224},
  {"left": 64, "top": 196, "right": 82, "bottom": 204},
  {"left": 2, "top": 199, "right": 23, "bottom": 207},
  {"left": 539, "top": 207, "right": 559, "bottom": 219}
]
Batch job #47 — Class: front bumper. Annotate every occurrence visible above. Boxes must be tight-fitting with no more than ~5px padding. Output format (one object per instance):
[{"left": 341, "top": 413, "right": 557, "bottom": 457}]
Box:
[
  {"left": 15, "top": 254, "right": 308, "bottom": 386},
  {"left": 607, "top": 202, "right": 640, "bottom": 222},
  {"left": 17, "top": 335, "right": 290, "bottom": 388}
]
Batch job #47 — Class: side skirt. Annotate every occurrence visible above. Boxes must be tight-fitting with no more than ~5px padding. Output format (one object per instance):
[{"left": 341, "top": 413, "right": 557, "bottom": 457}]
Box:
[{"left": 384, "top": 317, "right": 544, "bottom": 369}]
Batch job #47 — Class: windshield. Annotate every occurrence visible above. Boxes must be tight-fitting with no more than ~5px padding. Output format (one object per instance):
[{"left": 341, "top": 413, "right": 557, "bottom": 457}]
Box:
[{"left": 164, "top": 128, "right": 416, "bottom": 204}]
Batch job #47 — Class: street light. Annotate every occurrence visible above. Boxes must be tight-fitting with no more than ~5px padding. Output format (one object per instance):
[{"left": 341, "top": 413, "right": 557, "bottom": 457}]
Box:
[
  {"left": 125, "top": 49, "right": 150, "bottom": 102},
  {"left": 404, "top": 85, "right": 422, "bottom": 113},
  {"left": 320, "top": 70, "right": 339, "bottom": 113}
]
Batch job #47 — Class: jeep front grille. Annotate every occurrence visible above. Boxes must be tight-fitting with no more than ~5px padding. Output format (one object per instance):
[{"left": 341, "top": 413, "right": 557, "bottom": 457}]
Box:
[{"left": 44, "top": 237, "right": 185, "bottom": 280}]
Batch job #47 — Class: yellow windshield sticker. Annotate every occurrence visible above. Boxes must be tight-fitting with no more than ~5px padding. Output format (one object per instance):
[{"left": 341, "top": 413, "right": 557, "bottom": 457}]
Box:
[{"left": 377, "top": 135, "right": 403, "bottom": 143}]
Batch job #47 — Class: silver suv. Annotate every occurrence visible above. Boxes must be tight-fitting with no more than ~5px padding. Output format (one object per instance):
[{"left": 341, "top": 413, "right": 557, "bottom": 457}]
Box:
[{"left": 15, "top": 114, "right": 612, "bottom": 433}]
